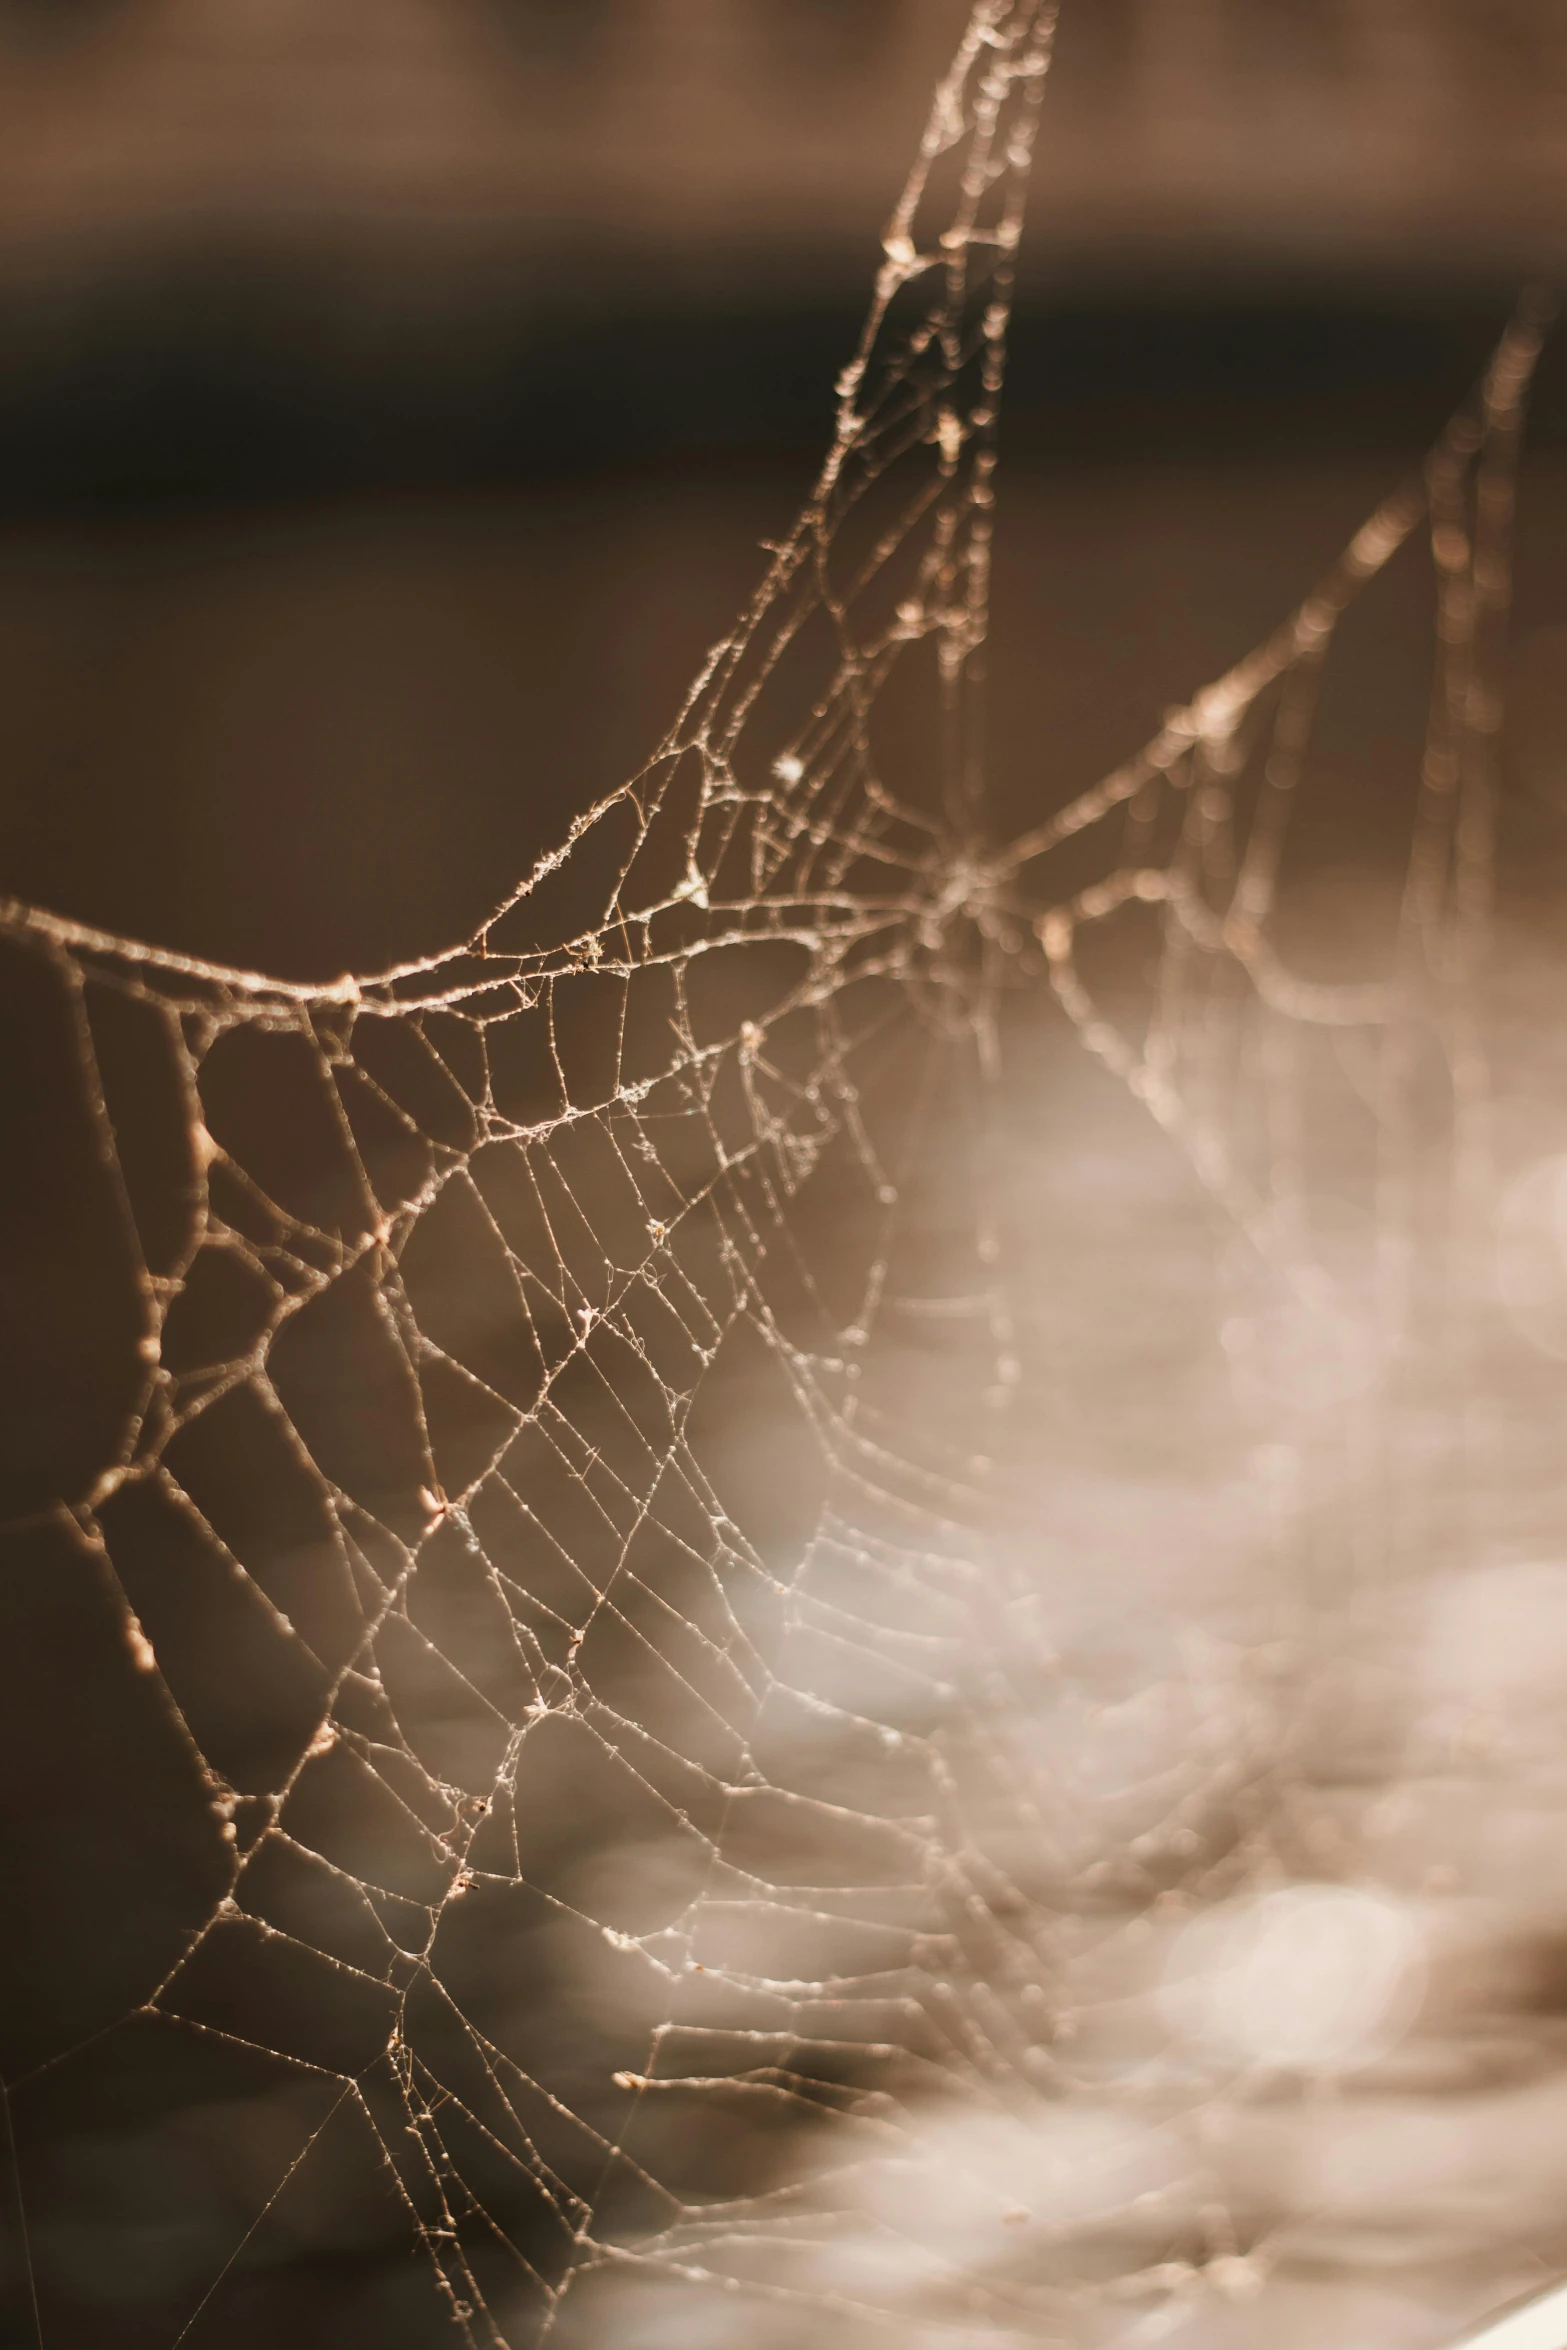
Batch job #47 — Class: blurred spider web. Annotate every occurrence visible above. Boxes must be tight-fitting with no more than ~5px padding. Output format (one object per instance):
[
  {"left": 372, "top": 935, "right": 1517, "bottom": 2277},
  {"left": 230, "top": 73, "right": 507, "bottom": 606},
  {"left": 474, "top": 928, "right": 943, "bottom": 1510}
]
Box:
[{"left": 0, "top": 4, "right": 1557, "bottom": 2346}]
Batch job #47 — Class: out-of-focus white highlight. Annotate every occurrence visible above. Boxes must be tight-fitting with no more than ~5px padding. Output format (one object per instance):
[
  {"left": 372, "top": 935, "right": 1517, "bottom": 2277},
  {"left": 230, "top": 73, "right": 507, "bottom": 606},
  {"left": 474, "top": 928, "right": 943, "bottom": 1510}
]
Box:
[
  {"left": 1419, "top": 1560, "right": 1567, "bottom": 1771},
  {"left": 1219, "top": 1198, "right": 1386, "bottom": 1414},
  {"left": 1449, "top": 2280, "right": 1567, "bottom": 2350},
  {"left": 1162, "top": 1884, "right": 1426, "bottom": 2070},
  {"left": 1497, "top": 1156, "right": 1567, "bottom": 1357}
]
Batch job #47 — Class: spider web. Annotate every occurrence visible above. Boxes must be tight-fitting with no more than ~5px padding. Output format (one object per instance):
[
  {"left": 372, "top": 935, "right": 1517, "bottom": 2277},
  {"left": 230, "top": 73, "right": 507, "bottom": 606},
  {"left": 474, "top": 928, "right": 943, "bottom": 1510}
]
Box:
[
  {"left": 0, "top": 5, "right": 1556, "bottom": 2346},
  {"left": 1011, "top": 299, "right": 1551, "bottom": 1590}
]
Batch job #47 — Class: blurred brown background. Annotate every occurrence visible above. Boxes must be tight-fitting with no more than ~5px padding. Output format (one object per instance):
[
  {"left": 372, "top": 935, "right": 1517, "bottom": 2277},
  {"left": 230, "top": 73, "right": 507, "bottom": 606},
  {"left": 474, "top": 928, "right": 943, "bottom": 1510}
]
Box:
[
  {"left": 0, "top": 1, "right": 1563, "bottom": 293},
  {"left": 0, "top": 0, "right": 1562, "bottom": 984},
  {"left": 1, "top": 0, "right": 1566, "bottom": 1445}
]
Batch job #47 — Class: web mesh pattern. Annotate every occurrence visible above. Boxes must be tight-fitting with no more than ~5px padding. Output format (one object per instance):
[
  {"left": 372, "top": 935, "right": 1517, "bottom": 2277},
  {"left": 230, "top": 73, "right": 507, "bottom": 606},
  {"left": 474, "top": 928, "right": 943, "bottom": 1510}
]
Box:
[
  {"left": 0, "top": 6, "right": 1556, "bottom": 2346},
  {"left": 0, "top": 10, "right": 1065, "bottom": 2344},
  {"left": 1011, "top": 307, "right": 1548, "bottom": 1544},
  {"left": 1018, "top": 308, "right": 1543, "bottom": 1201}
]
